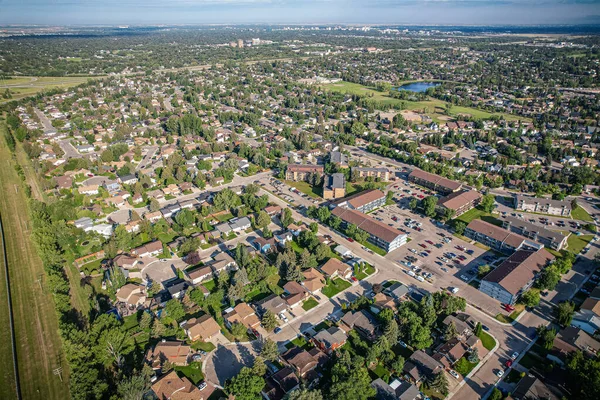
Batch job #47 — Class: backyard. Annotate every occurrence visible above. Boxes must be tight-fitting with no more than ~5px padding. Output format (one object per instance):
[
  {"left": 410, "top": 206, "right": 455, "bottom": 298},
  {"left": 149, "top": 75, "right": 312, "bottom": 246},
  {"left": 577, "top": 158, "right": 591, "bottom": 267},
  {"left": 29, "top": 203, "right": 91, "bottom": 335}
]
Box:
[
  {"left": 174, "top": 362, "right": 204, "bottom": 385},
  {"left": 322, "top": 278, "right": 352, "bottom": 298}
]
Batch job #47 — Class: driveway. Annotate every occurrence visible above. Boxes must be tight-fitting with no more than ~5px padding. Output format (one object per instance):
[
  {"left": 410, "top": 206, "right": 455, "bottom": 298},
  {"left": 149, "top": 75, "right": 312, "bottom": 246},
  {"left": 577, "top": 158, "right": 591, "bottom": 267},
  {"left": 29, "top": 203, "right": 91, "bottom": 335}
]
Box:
[
  {"left": 203, "top": 341, "right": 261, "bottom": 386},
  {"left": 140, "top": 258, "right": 187, "bottom": 284}
]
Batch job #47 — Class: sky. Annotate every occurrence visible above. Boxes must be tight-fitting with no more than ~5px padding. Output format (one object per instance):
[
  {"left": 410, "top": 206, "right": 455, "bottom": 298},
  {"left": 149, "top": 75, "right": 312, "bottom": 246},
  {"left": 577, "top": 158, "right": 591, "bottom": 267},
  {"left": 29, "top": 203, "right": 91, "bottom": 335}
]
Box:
[{"left": 1, "top": 0, "right": 600, "bottom": 26}]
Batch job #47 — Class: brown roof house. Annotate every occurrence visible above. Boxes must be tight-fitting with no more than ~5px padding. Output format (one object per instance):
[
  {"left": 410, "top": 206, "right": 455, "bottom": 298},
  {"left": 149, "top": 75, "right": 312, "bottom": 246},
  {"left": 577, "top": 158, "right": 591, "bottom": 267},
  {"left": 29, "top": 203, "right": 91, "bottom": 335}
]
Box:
[
  {"left": 150, "top": 370, "right": 204, "bottom": 400},
  {"left": 146, "top": 341, "right": 192, "bottom": 371},
  {"left": 282, "top": 281, "right": 309, "bottom": 308},
  {"left": 479, "top": 248, "right": 554, "bottom": 305},
  {"left": 312, "top": 326, "right": 347, "bottom": 354},
  {"left": 549, "top": 326, "right": 600, "bottom": 364},
  {"left": 183, "top": 314, "right": 221, "bottom": 342},
  {"left": 319, "top": 258, "right": 352, "bottom": 279},
  {"left": 224, "top": 302, "right": 261, "bottom": 331},
  {"left": 403, "top": 350, "right": 444, "bottom": 384},
  {"left": 464, "top": 219, "right": 542, "bottom": 254},
  {"left": 511, "top": 375, "right": 558, "bottom": 400},
  {"left": 115, "top": 283, "right": 146, "bottom": 307},
  {"left": 436, "top": 190, "right": 482, "bottom": 217},
  {"left": 281, "top": 346, "right": 323, "bottom": 377},
  {"left": 302, "top": 268, "right": 325, "bottom": 295},
  {"left": 341, "top": 310, "right": 381, "bottom": 341}
]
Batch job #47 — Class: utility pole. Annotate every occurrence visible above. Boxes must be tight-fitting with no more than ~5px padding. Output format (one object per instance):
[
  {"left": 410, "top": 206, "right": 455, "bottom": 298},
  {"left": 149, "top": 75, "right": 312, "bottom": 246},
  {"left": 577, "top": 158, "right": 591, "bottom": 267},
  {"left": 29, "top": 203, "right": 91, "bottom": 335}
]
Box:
[
  {"left": 52, "top": 367, "right": 63, "bottom": 382},
  {"left": 34, "top": 274, "right": 43, "bottom": 290}
]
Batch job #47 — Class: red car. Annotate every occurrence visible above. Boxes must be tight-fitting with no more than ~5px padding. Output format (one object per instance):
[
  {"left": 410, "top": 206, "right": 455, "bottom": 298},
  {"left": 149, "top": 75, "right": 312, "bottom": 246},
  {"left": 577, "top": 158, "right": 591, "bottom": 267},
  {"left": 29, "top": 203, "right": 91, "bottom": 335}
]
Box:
[
  {"left": 503, "top": 304, "right": 515, "bottom": 312},
  {"left": 392, "top": 216, "right": 398, "bottom": 221},
  {"left": 347, "top": 237, "right": 354, "bottom": 242},
  {"left": 419, "top": 243, "right": 427, "bottom": 248},
  {"left": 425, "top": 240, "right": 434, "bottom": 245},
  {"left": 351, "top": 277, "right": 358, "bottom": 282},
  {"left": 505, "top": 360, "right": 513, "bottom": 368}
]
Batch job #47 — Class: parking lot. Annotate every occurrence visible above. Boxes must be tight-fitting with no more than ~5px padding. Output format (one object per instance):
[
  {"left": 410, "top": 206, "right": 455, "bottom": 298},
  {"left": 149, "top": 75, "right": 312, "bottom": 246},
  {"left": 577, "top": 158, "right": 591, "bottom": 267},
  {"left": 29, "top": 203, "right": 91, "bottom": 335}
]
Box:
[{"left": 258, "top": 177, "right": 321, "bottom": 210}]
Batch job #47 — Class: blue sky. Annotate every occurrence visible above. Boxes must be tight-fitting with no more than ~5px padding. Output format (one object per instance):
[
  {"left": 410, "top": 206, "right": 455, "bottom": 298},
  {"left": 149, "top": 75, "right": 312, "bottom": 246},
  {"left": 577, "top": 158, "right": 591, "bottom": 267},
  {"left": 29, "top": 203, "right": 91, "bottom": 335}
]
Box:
[{"left": 1, "top": 0, "right": 599, "bottom": 25}]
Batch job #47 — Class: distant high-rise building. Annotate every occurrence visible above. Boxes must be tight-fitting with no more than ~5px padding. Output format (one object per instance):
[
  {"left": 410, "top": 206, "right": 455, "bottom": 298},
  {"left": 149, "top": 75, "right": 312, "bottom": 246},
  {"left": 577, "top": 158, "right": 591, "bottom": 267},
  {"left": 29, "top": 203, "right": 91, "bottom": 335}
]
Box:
[
  {"left": 251, "top": 38, "right": 260, "bottom": 46},
  {"left": 237, "top": 39, "right": 244, "bottom": 48}
]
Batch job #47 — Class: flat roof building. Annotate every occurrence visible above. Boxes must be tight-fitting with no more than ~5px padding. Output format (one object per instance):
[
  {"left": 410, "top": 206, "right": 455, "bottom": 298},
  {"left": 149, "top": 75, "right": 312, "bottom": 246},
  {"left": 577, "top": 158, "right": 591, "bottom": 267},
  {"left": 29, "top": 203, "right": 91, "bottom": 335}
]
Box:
[
  {"left": 514, "top": 195, "right": 572, "bottom": 217},
  {"left": 501, "top": 215, "right": 568, "bottom": 251},
  {"left": 464, "top": 219, "right": 543, "bottom": 254}
]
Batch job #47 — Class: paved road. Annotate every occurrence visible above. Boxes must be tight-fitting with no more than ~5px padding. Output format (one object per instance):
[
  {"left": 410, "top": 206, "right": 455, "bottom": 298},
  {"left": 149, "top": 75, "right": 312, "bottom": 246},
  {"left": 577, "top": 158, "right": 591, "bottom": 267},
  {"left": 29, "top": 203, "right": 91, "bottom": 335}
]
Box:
[
  {"left": 33, "top": 108, "right": 57, "bottom": 135},
  {"left": 136, "top": 146, "right": 158, "bottom": 171},
  {"left": 58, "top": 139, "right": 82, "bottom": 159}
]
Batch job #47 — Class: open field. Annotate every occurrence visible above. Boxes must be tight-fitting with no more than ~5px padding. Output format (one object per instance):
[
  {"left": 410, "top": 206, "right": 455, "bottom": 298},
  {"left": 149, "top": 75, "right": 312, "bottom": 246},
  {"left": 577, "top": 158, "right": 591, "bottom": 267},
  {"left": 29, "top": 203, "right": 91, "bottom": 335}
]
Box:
[
  {"left": 0, "top": 122, "right": 68, "bottom": 399},
  {"left": 0, "top": 76, "right": 93, "bottom": 102},
  {"left": 0, "top": 215, "right": 18, "bottom": 399},
  {"left": 321, "top": 81, "right": 528, "bottom": 123},
  {"left": 567, "top": 234, "right": 594, "bottom": 255},
  {"left": 571, "top": 205, "right": 593, "bottom": 222}
]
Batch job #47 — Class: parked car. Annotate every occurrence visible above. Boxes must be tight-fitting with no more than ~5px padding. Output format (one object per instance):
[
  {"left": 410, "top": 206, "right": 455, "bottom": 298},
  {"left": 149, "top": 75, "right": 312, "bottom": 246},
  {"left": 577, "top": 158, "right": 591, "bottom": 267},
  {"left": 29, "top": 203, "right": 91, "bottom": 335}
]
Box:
[
  {"left": 511, "top": 352, "right": 519, "bottom": 360},
  {"left": 274, "top": 327, "right": 282, "bottom": 333},
  {"left": 198, "top": 382, "right": 208, "bottom": 391},
  {"left": 496, "top": 370, "right": 504, "bottom": 378},
  {"left": 449, "top": 370, "right": 460, "bottom": 379}
]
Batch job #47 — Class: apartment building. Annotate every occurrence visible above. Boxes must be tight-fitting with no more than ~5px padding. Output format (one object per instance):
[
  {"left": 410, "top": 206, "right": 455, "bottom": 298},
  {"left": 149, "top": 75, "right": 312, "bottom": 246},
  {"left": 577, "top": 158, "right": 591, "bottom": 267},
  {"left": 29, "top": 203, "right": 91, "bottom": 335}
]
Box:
[
  {"left": 408, "top": 169, "right": 462, "bottom": 195},
  {"left": 323, "top": 173, "right": 346, "bottom": 200},
  {"left": 353, "top": 167, "right": 390, "bottom": 181},
  {"left": 514, "top": 195, "right": 572, "bottom": 217},
  {"left": 501, "top": 215, "right": 568, "bottom": 251},
  {"left": 331, "top": 207, "right": 407, "bottom": 252},
  {"left": 479, "top": 248, "right": 555, "bottom": 305},
  {"left": 285, "top": 164, "right": 324, "bottom": 182},
  {"left": 464, "top": 219, "right": 544, "bottom": 254},
  {"left": 333, "top": 189, "right": 386, "bottom": 213},
  {"left": 436, "top": 190, "right": 482, "bottom": 217}
]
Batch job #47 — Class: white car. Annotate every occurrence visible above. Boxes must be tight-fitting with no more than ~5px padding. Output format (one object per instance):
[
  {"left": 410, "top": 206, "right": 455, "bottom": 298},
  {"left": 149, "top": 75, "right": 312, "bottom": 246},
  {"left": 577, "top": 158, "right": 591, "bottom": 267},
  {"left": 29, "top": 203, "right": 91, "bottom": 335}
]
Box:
[
  {"left": 450, "top": 287, "right": 459, "bottom": 294},
  {"left": 449, "top": 370, "right": 460, "bottom": 379},
  {"left": 198, "top": 382, "right": 208, "bottom": 391},
  {"left": 416, "top": 276, "right": 425, "bottom": 282},
  {"left": 398, "top": 340, "right": 408, "bottom": 348},
  {"left": 279, "top": 313, "right": 288, "bottom": 323},
  {"left": 511, "top": 352, "right": 519, "bottom": 360},
  {"left": 409, "top": 248, "right": 417, "bottom": 254},
  {"left": 407, "top": 270, "right": 416, "bottom": 277},
  {"left": 496, "top": 369, "right": 504, "bottom": 378},
  {"left": 460, "top": 275, "right": 469, "bottom": 282}
]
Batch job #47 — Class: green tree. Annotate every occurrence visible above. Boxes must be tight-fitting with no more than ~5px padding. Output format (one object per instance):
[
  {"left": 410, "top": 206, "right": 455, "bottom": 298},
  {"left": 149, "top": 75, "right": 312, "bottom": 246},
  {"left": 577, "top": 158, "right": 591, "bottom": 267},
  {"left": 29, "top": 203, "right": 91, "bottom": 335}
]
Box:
[
  {"left": 285, "top": 388, "right": 323, "bottom": 400},
  {"left": 478, "top": 265, "right": 491, "bottom": 279},
  {"left": 139, "top": 311, "right": 153, "bottom": 331},
  {"left": 281, "top": 208, "right": 294, "bottom": 227},
  {"left": 251, "top": 356, "right": 267, "bottom": 377},
  {"left": 95, "top": 328, "right": 135, "bottom": 369},
  {"left": 164, "top": 299, "right": 185, "bottom": 321},
  {"left": 468, "top": 348, "right": 480, "bottom": 363},
  {"left": 423, "top": 196, "right": 438, "bottom": 217},
  {"left": 520, "top": 289, "right": 540, "bottom": 307},
  {"left": 256, "top": 211, "right": 271, "bottom": 229},
  {"left": 224, "top": 367, "right": 265, "bottom": 400},
  {"left": 428, "top": 371, "right": 449, "bottom": 396},
  {"left": 537, "top": 265, "right": 561, "bottom": 291},
  {"left": 480, "top": 194, "right": 496, "bottom": 213},
  {"left": 474, "top": 322, "right": 482, "bottom": 337},
  {"left": 261, "top": 310, "right": 279, "bottom": 331},
  {"left": 260, "top": 338, "right": 280, "bottom": 361},
  {"left": 444, "top": 321, "right": 459, "bottom": 341},
  {"left": 390, "top": 355, "right": 405, "bottom": 373},
  {"left": 149, "top": 198, "right": 160, "bottom": 212},
  {"left": 409, "top": 197, "right": 418, "bottom": 211},
  {"left": 454, "top": 221, "right": 467, "bottom": 235},
  {"left": 489, "top": 388, "right": 503, "bottom": 400},
  {"left": 556, "top": 301, "right": 575, "bottom": 327},
  {"left": 117, "top": 371, "right": 150, "bottom": 400}
]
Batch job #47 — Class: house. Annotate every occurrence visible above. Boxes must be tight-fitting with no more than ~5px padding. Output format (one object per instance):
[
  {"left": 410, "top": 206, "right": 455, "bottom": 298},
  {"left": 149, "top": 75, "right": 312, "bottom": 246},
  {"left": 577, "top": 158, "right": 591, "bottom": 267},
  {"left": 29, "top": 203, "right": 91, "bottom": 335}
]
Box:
[
  {"left": 265, "top": 205, "right": 282, "bottom": 216},
  {"left": 464, "top": 219, "right": 543, "bottom": 254},
  {"left": 90, "top": 224, "right": 113, "bottom": 238},
  {"left": 302, "top": 268, "right": 326, "bottom": 294},
  {"left": 501, "top": 215, "right": 568, "bottom": 251},
  {"left": 165, "top": 280, "right": 189, "bottom": 299},
  {"left": 113, "top": 254, "right": 140, "bottom": 270},
  {"left": 184, "top": 266, "right": 214, "bottom": 285},
  {"left": 118, "top": 173, "right": 138, "bottom": 185},
  {"left": 435, "top": 337, "right": 469, "bottom": 365},
  {"left": 511, "top": 375, "right": 558, "bottom": 400},
  {"left": 204, "top": 252, "right": 237, "bottom": 273},
  {"left": 224, "top": 302, "right": 261, "bottom": 331},
  {"left": 282, "top": 281, "right": 309, "bottom": 308},
  {"left": 144, "top": 211, "right": 163, "bottom": 223},
  {"left": 331, "top": 207, "right": 407, "bottom": 252},
  {"left": 229, "top": 216, "right": 251, "bottom": 232},
  {"left": 319, "top": 258, "right": 352, "bottom": 279},
  {"left": 78, "top": 184, "right": 99, "bottom": 195},
  {"left": 572, "top": 298, "right": 600, "bottom": 335},
  {"left": 251, "top": 236, "right": 276, "bottom": 253},
  {"left": 340, "top": 310, "right": 380, "bottom": 341},
  {"left": 384, "top": 282, "right": 409, "bottom": 300},
  {"left": 442, "top": 315, "right": 472, "bottom": 337},
  {"left": 150, "top": 371, "right": 204, "bottom": 400},
  {"left": 285, "top": 164, "right": 324, "bottom": 181},
  {"left": 74, "top": 216, "right": 93, "bottom": 230},
  {"left": 274, "top": 231, "right": 293, "bottom": 247},
  {"left": 255, "top": 294, "right": 287, "bottom": 316},
  {"left": 330, "top": 151, "right": 348, "bottom": 167},
  {"left": 550, "top": 327, "right": 600, "bottom": 362},
  {"left": 184, "top": 314, "right": 221, "bottom": 341},
  {"left": 408, "top": 169, "right": 462, "bottom": 195},
  {"left": 436, "top": 190, "right": 482, "bottom": 217},
  {"left": 281, "top": 346, "right": 322, "bottom": 377},
  {"left": 54, "top": 175, "right": 73, "bottom": 189},
  {"left": 333, "top": 189, "right": 386, "bottom": 213},
  {"left": 312, "top": 326, "right": 347, "bottom": 354},
  {"left": 353, "top": 167, "right": 390, "bottom": 181},
  {"left": 371, "top": 378, "right": 420, "bottom": 400},
  {"left": 271, "top": 366, "right": 300, "bottom": 394},
  {"left": 403, "top": 350, "right": 444, "bottom": 384},
  {"left": 371, "top": 292, "right": 396, "bottom": 314},
  {"left": 115, "top": 283, "right": 146, "bottom": 306},
  {"left": 215, "top": 222, "right": 232, "bottom": 236},
  {"left": 323, "top": 173, "right": 346, "bottom": 200},
  {"left": 479, "top": 248, "right": 555, "bottom": 305},
  {"left": 146, "top": 341, "right": 192, "bottom": 370},
  {"left": 132, "top": 241, "right": 164, "bottom": 257},
  {"left": 514, "top": 195, "right": 572, "bottom": 217}
]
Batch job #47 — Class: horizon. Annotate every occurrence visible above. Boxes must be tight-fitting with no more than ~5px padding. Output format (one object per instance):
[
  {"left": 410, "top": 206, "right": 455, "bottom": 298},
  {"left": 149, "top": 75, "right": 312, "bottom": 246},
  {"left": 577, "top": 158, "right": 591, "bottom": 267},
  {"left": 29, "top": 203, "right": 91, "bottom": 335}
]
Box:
[{"left": 2, "top": 0, "right": 600, "bottom": 26}]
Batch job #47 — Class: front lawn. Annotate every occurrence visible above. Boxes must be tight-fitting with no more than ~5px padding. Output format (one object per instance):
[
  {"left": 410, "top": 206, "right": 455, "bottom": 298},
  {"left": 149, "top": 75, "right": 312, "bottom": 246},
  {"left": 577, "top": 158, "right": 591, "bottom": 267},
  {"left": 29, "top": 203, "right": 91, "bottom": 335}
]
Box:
[
  {"left": 370, "top": 363, "right": 391, "bottom": 383},
  {"left": 203, "top": 279, "right": 216, "bottom": 293},
  {"left": 174, "top": 362, "right": 204, "bottom": 385},
  {"left": 505, "top": 369, "right": 524, "bottom": 384},
  {"left": 302, "top": 297, "right": 319, "bottom": 311},
  {"left": 494, "top": 304, "right": 524, "bottom": 324},
  {"left": 360, "top": 240, "right": 387, "bottom": 256},
  {"left": 477, "top": 331, "right": 496, "bottom": 351},
  {"left": 354, "top": 263, "right": 375, "bottom": 280},
  {"left": 191, "top": 341, "right": 216, "bottom": 352},
  {"left": 454, "top": 357, "right": 478, "bottom": 376},
  {"left": 322, "top": 278, "right": 352, "bottom": 298},
  {"left": 572, "top": 205, "right": 593, "bottom": 222},
  {"left": 285, "top": 335, "right": 311, "bottom": 350},
  {"left": 518, "top": 351, "right": 543, "bottom": 370},
  {"left": 567, "top": 234, "right": 594, "bottom": 255}
]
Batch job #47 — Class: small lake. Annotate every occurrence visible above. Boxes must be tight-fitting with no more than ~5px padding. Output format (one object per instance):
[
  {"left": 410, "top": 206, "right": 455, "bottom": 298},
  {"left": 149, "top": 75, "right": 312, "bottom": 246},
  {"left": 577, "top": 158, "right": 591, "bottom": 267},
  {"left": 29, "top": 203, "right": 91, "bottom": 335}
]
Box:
[{"left": 395, "top": 81, "right": 441, "bottom": 93}]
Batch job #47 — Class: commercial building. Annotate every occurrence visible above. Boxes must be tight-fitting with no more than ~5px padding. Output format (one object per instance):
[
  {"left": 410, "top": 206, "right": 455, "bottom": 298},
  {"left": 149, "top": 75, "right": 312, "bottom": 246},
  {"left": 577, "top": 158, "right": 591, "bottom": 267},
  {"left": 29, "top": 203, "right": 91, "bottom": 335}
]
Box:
[
  {"left": 331, "top": 207, "right": 407, "bottom": 252},
  {"left": 436, "top": 189, "right": 482, "bottom": 217},
  {"left": 501, "top": 215, "right": 568, "bottom": 251},
  {"left": 323, "top": 173, "right": 346, "bottom": 199},
  {"left": 285, "top": 164, "right": 324, "bottom": 181},
  {"left": 514, "top": 195, "right": 572, "bottom": 217},
  {"left": 333, "top": 189, "right": 386, "bottom": 213},
  {"left": 408, "top": 169, "right": 462, "bottom": 195},
  {"left": 464, "top": 219, "right": 543, "bottom": 254},
  {"left": 353, "top": 167, "right": 390, "bottom": 181},
  {"left": 479, "top": 248, "right": 554, "bottom": 305}
]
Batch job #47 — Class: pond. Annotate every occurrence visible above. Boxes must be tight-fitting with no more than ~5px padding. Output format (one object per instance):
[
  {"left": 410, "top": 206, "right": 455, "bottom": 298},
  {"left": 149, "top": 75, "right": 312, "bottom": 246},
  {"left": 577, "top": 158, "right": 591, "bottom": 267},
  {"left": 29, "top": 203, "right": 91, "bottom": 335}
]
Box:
[{"left": 395, "top": 81, "right": 441, "bottom": 93}]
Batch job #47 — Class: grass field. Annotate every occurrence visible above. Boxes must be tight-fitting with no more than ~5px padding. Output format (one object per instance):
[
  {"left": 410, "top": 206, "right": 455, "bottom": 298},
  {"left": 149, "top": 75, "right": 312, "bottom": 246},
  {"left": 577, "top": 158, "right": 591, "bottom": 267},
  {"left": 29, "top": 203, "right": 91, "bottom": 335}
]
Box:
[
  {"left": 302, "top": 297, "right": 319, "bottom": 311},
  {"left": 354, "top": 263, "right": 375, "bottom": 280},
  {"left": 571, "top": 205, "right": 593, "bottom": 222},
  {"left": 567, "top": 234, "right": 594, "bottom": 255},
  {"left": 322, "top": 81, "right": 527, "bottom": 123},
  {"left": 478, "top": 331, "right": 496, "bottom": 351},
  {"left": 0, "top": 214, "right": 17, "bottom": 399},
  {"left": 0, "top": 76, "right": 93, "bottom": 102},
  {"left": 284, "top": 180, "right": 321, "bottom": 198},
  {"left": 0, "top": 123, "right": 69, "bottom": 399},
  {"left": 453, "top": 208, "right": 501, "bottom": 226},
  {"left": 322, "top": 278, "right": 352, "bottom": 298}
]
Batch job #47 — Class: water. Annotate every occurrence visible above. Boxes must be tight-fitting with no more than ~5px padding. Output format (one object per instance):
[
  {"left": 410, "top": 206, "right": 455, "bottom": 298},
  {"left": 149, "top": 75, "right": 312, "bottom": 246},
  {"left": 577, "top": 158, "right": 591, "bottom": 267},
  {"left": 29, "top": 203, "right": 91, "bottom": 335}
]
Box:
[{"left": 395, "top": 81, "right": 440, "bottom": 93}]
